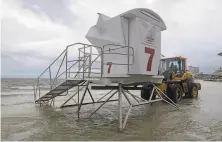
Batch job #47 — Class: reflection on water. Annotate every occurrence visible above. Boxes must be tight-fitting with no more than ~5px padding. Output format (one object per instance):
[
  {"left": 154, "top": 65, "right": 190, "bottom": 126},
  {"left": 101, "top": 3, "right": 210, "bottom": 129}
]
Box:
[{"left": 1, "top": 80, "right": 222, "bottom": 141}]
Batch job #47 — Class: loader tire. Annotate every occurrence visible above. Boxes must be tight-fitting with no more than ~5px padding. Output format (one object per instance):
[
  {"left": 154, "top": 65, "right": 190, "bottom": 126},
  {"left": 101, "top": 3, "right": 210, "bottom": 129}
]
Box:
[
  {"left": 167, "top": 85, "right": 182, "bottom": 103},
  {"left": 141, "top": 85, "right": 156, "bottom": 101},
  {"left": 187, "top": 85, "right": 198, "bottom": 98}
]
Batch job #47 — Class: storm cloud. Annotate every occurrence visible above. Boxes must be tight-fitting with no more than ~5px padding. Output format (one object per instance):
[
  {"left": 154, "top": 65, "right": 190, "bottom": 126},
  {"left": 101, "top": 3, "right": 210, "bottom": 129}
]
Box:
[{"left": 1, "top": 0, "right": 222, "bottom": 78}]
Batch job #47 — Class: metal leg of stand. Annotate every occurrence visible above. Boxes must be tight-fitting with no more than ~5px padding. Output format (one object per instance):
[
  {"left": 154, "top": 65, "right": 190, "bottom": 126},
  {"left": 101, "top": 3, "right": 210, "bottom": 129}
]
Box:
[
  {"left": 153, "top": 84, "right": 180, "bottom": 110},
  {"left": 70, "top": 94, "right": 77, "bottom": 104},
  {"left": 121, "top": 88, "right": 132, "bottom": 105},
  {"left": 77, "top": 84, "right": 88, "bottom": 115},
  {"left": 87, "top": 88, "right": 95, "bottom": 103},
  {"left": 60, "top": 86, "right": 85, "bottom": 108},
  {"left": 123, "top": 105, "right": 132, "bottom": 128},
  {"left": 127, "top": 91, "right": 140, "bottom": 103},
  {"left": 149, "top": 87, "right": 155, "bottom": 106},
  {"left": 96, "top": 90, "right": 114, "bottom": 102},
  {"left": 124, "top": 90, "right": 148, "bottom": 102},
  {"left": 148, "top": 86, "right": 155, "bottom": 102},
  {"left": 50, "top": 98, "right": 53, "bottom": 106},
  {"left": 118, "top": 84, "right": 123, "bottom": 132},
  {"left": 52, "top": 98, "right": 55, "bottom": 106},
  {"left": 88, "top": 90, "right": 118, "bottom": 118},
  {"left": 78, "top": 86, "right": 80, "bottom": 120}
]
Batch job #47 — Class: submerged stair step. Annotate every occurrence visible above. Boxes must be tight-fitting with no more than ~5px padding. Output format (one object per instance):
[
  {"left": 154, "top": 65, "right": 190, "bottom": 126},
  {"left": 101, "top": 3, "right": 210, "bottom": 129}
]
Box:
[
  {"left": 42, "top": 95, "right": 53, "bottom": 98},
  {"left": 36, "top": 99, "right": 50, "bottom": 102},
  {"left": 61, "top": 80, "right": 84, "bottom": 86},
  {"left": 35, "top": 79, "right": 85, "bottom": 103},
  {"left": 54, "top": 86, "right": 72, "bottom": 90}
]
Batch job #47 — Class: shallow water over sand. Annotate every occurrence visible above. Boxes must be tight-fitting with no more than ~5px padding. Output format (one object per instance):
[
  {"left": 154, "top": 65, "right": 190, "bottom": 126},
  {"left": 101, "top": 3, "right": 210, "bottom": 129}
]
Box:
[{"left": 1, "top": 79, "right": 222, "bottom": 141}]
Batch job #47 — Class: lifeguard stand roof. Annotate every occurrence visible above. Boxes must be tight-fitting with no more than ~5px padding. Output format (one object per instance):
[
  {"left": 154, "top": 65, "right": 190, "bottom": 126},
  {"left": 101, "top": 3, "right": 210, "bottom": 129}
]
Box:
[{"left": 120, "top": 8, "right": 166, "bottom": 30}]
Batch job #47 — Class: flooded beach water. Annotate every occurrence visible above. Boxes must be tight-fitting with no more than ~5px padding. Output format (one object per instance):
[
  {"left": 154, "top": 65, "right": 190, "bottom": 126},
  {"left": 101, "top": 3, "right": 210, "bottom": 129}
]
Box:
[{"left": 1, "top": 79, "right": 222, "bottom": 141}]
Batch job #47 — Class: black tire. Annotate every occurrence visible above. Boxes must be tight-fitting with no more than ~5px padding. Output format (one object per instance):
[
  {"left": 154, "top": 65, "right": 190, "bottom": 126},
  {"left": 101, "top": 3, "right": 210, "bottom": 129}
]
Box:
[
  {"left": 187, "top": 85, "right": 198, "bottom": 98},
  {"left": 167, "top": 85, "right": 182, "bottom": 103},
  {"left": 141, "top": 85, "right": 156, "bottom": 101}
]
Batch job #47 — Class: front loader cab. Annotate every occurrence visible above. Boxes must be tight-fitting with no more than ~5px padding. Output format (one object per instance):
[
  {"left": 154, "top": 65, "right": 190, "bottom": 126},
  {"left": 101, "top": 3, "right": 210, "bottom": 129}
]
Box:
[{"left": 159, "top": 56, "right": 187, "bottom": 81}]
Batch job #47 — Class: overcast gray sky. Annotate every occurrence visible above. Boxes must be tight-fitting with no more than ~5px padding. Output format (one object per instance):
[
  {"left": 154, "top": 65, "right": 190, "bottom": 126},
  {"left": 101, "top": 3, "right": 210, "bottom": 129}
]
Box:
[{"left": 1, "top": 0, "right": 222, "bottom": 78}]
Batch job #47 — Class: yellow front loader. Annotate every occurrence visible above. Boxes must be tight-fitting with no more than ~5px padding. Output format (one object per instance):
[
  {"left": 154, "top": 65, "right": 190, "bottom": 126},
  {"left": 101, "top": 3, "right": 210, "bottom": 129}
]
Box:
[{"left": 141, "top": 56, "right": 201, "bottom": 103}]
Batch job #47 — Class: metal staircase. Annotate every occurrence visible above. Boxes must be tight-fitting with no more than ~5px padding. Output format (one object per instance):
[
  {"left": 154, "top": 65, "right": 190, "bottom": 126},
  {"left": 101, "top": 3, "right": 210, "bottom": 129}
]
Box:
[
  {"left": 33, "top": 43, "right": 103, "bottom": 105},
  {"left": 35, "top": 79, "right": 84, "bottom": 103}
]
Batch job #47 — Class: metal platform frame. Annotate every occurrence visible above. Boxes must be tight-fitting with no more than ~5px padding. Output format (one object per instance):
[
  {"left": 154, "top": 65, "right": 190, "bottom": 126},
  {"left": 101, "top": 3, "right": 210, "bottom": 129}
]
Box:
[
  {"left": 33, "top": 43, "right": 179, "bottom": 131},
  {"left": 58, "top": 81, "right": 179, "bottom": 131},
  {"left": 35, "top": 80, "right": 179, "bottom": 131}
]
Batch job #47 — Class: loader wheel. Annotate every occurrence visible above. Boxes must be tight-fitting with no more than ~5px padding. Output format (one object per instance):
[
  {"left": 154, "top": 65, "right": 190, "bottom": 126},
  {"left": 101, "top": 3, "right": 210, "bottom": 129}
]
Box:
[
  {"left": 167, "top": 86, "right": 182, "bottom": 103},
  {"left": 141, "top": 85, "right": 156, "bottom": 101},
  {"left": 190, "top": 86, "right": 198, "bottom": 98},
  {"left": 186, "top": 84, "right": 198, "bottom": 98}
]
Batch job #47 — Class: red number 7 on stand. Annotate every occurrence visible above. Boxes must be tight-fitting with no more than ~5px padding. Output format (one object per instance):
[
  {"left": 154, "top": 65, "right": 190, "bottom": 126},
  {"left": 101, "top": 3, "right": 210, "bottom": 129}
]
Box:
[{"left": 145, "top": 47, "right": 155, "bottom": 71}]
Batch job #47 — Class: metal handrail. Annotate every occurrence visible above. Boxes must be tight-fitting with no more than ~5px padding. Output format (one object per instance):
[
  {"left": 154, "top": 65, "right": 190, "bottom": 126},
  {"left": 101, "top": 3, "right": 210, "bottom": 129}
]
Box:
[
  {"left": 35, "top": 43, "right": 133, "bottom": 81},
  {"left": 102, "top": 44, "right": 135, "bottom": 72},
  {"left": 37, "top": 49, "right": 66, "bottom": 79},
  {"left": 74, "top": 53, "right": 102, "bottom": 78},
  {"left": 54, "top": 56, "right": 86, "bottom": 82},
  {"left": 36, "top": 43, "right": 102, "bottom": 80}
]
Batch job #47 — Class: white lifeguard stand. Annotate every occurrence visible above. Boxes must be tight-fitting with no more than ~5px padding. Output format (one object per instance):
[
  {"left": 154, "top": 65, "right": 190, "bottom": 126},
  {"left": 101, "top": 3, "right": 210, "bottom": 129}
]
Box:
[
  {"left": 86, "top": 8, "right": 166, "bottom": 85},
  {"left": 33, "top": 8, "right": 179, "bottom": 132}
]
